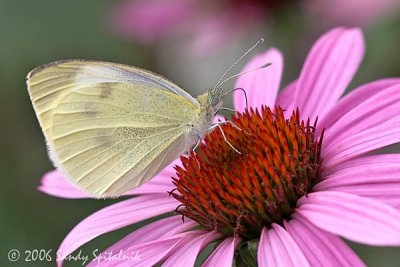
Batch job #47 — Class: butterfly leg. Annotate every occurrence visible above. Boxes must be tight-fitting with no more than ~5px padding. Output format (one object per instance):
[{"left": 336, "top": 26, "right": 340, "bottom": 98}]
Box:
[
  {"left": 192, "top": 137, "right": 202, "bottom": 152},
  {"left": 190, "top": 137, "right": 202, "bottom": 170},
  {"left": 213, "top": 120, "right": 250, "bottom": 135},
  {"left": 214, "top": 107, "right": 236, "bottom": 114},
  {"left": 209, "top": 124, "right": 242, "bottom": 155}
]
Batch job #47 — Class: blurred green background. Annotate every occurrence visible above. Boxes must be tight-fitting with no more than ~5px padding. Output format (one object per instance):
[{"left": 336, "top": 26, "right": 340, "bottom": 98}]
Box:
[{"left": 0, "top": 1, "right": 399, "bottom": 266}]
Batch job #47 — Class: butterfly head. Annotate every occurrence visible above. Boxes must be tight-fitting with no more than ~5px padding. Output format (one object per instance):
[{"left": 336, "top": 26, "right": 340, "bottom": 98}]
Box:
[
  {"left": 208, "top": 87, "right": 224, "bottom": 110},
  {"left": 196, "top": 87, "right": 224, "bottom": 122}
]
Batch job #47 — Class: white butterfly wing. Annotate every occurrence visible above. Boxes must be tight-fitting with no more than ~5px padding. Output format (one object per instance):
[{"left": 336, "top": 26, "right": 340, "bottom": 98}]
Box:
[
  {"left": 27, "top": 60, "right": 199, "bottom": 197},
  {"left": 27, "top": 60, "right": 199, "bottom": 136}
]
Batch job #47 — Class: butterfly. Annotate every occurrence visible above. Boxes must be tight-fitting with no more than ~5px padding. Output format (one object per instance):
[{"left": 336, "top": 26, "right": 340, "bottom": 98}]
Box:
[
  {"left": 27, "top": 59, "right": 229, "bottom": 197},
  {"left": 26, "top": 40, "right": 267, "bottom": 197}
]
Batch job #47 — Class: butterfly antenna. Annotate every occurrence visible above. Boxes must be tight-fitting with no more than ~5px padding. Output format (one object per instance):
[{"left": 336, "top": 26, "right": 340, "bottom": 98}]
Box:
[
  {"left": 222, "top": 87, "right": 248, "bottom": 109},
  {"left": 217, "top": 62, "right": 272, "bottom": 88},
  {"left": 214, "top": 38, "right": 264, "bottom": 90}
]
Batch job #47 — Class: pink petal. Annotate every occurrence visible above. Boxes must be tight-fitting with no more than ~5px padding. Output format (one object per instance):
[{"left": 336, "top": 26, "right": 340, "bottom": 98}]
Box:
[
  {"left": 95, "top": 231, "right": 205, "bottom": 267},
  {"left": 323, "top": 83, "right": 400, "bottom": 149},
  {"left": 40, "top": 160, "right": 179, "bottom": 198},
  {"left": 325, "top": 153, "right": 400, "bottom": 175},
  {"left": 162, "top": 231, "right": 222, "bottom": 267},
  {"left": 38, "top": 170, "right": 90, "bottom": 199},
  {"left": 87, "top": 216, "right": 197, "bottom": 266},
  {"left": 234, "top": 48, "right": 283, "bottom": 112},
  {"left": 130, "top": 179, "right": 175, "bottom": 195},
  {"left": 315, "top": 154, "right": 400, "bottom": 208},
  {"left": 213, "top": 114, "right": 225, "bottom": 123},
  {"left": 322, "top": 118, "right": 400, "bottom": 169},
  {"left": 276, "top": 80, "right": 297, "bottom": 116},
  {"left": 318, "top": 78, "right": 400, "bottom": 135},
  {"left": 285, "top": 215, "right": 365, "bottom": 267},
  {"left": 202, "top": 237, "right": 241, "bottom": 267},
  {"left": 294, "top": 27, "right": 365, "bottom": 121},
  {"left": 297, "top": 191, "right": 400, "bottom": 246},
  {"left": 258, "top": 224, "right": 310, "bottom": 267},
  {"left": 57, "top": 194, "right": 178, "bottom": 266}
]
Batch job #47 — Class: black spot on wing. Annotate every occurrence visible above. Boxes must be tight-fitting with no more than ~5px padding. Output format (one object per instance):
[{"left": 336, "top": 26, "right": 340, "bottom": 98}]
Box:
[
  {"left": 83, "top": 102, "right": 98, "bottom": 117},
  {"left": 100, "top": 87, "right": 113, "bottom": 99},
  {"left": 97, "top": 135, "right": 114, "bottom": 147}
]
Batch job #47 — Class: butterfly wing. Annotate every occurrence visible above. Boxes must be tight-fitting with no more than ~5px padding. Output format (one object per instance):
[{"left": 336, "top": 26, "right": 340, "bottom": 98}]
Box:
[
  {"left": 27, "top": 60, "right": 199, "bottom": 137},
  {"left": 27, "top": 61, "right": 199, "bottom": 197}
]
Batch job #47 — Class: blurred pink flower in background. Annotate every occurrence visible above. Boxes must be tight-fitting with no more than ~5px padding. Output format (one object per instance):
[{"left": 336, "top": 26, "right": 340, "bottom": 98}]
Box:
[
  {"left": 110, "top": 0, "right": 289, "bottom": 54},
  {"left": 111, "top": 0, "right": 400, "bottom": 55},
  {"left": 111, "top": 0, "right": 198, "bottom": 43},
  {"left": 306, "top": 0, "right": 400, "bottom": 26},
  {"left": 41, "top": 27, "right": 400, "bottom": 266}
]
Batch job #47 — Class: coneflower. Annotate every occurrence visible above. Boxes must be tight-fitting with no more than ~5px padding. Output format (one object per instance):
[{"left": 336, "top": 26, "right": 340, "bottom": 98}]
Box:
[{"left": 40, "top": 27, "right": 400, "bottom": 266}]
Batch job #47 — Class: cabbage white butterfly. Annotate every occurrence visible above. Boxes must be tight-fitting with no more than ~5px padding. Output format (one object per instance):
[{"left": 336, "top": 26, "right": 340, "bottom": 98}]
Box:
[{"left": 27, "top": 40, "right": 267, "bottom": 197}]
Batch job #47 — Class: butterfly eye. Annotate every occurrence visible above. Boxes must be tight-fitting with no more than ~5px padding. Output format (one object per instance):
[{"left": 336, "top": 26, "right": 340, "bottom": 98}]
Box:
[
  {"left": 209, "top": 95, "right": 215, "bottom": 105},
  {"left": 210, "top": 96, "right": 220, "bottom": 108},
  {"left": 208, "top": 88, "right": 223, "bottom": 107}
]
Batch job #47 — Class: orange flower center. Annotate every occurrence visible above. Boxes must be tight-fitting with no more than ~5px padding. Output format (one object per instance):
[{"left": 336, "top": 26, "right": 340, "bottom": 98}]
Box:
[{"left": 170, "top": 106, "right": 324, "bottom": 240}]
